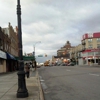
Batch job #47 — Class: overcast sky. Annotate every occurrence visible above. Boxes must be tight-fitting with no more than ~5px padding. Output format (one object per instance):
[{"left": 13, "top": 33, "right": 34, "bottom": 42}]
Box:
[{"left": 0, "top": 0, "right": 100, "bottom": 63}]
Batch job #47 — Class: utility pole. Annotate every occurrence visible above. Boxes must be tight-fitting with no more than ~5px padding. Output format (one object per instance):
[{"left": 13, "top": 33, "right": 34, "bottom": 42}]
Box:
[
  {"left": 33, "top": 41, "right": 41, "bottom": 60},
  {"left": 16, "top": 0, "right": 28, "bottom": 98}
]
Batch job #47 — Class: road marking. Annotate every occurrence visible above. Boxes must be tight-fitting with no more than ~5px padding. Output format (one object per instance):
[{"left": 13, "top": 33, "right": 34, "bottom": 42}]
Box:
[
  {"left": 40, "top": 80, "right": 44, "bottom": 82},
  {"left": 89, "top": 73, "right": 99, "bottom": 76},
  {"left": 66, "top": 70, "right": 71, "bottom": 71}
]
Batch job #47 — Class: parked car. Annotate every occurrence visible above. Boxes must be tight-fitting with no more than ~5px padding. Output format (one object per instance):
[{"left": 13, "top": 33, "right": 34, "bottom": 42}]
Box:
[
  {"left": 60, "top": 63, "right": 67, "bottom": 66},
  {"left": 48, "top": 63, "right": 53, "bottom": 67},
  {"left": 67, "top": 62, "right": 75, "bottom": 66}
]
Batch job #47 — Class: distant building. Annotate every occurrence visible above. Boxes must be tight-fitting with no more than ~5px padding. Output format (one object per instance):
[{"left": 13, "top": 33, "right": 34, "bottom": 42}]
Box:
[
  {"left": 57, "top": 41, "right": 74, "bottom": 57},
  {"left": 52, "top": 41, "right": 74, "bottom": 63}
]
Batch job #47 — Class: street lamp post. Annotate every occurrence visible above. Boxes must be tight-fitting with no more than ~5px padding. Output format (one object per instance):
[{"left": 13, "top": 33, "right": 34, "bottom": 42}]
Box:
[
  {"left": 16, "top": 0, "right": 28, "bottom": 98},
  {"left": 33, "top": 41, "right": 41, "bottom": 59}
]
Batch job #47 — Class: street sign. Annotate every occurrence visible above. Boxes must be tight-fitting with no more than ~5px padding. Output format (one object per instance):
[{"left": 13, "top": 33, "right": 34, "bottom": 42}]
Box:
[{"left": 38, "top": 55, "right": 43, "bottom": 57}]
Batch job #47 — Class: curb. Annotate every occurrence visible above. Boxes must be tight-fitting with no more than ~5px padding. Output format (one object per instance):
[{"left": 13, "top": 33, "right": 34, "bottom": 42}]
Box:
[{"left": 36, "top": 71, "right": 45, "bottom": 100}]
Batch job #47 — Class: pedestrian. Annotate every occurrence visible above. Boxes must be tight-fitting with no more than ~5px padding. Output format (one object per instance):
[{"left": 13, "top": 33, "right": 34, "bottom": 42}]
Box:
[
  {"left": 34, "top": 60, "right": 37, "bottom": 71},
  {"left": 32, "top": 62, "right": 34, "bottom": 71},
  {"left": 24, "top": 63, "right": 30, "bottom": 78},
  {"left": 29, "top": 62, "right": 32, "bottom": 71}
]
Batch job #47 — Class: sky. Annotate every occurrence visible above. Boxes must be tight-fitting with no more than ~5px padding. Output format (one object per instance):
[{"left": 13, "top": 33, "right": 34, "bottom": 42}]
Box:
[{"left": 0, "top": 0, "right": 100, "bottom": 63}]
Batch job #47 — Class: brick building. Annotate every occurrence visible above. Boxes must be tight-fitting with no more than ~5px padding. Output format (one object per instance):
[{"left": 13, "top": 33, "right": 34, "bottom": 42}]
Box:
[
  {"left": 2, "top": 23, "right": 18, "bottom": 57},
  {"left": 0, "top": 23, "right": 19, "bottom": 73}
]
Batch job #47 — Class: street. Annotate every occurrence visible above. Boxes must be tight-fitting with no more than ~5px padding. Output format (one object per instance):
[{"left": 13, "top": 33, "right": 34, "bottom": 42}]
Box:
[{"left": 38, "top": 66, "right": 100, "bottom": 100}]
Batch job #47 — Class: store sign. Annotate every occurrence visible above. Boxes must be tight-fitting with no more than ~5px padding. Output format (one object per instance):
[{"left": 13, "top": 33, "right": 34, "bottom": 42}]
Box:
[
  {"left": 0, "top": 50, "right": 6, "bottom": 59},
  {"left": 88, "top": 33, "right": 93, "bottom": 38}
]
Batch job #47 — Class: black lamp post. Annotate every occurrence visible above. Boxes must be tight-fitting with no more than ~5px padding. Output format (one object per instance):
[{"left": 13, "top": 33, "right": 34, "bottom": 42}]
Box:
[{"left": 16, "top": 0, "right": 28, "bottom": 98}]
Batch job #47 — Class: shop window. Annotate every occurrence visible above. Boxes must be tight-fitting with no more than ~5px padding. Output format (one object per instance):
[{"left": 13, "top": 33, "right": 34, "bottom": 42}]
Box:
[{"left": 0, "top": 58, "right": 3, "bottom": 65}]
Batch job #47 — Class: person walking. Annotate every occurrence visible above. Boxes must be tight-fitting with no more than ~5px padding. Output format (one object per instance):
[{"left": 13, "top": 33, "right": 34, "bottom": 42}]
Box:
[{"left": 24, "top": 63, "right": 30, "bottom": 78}]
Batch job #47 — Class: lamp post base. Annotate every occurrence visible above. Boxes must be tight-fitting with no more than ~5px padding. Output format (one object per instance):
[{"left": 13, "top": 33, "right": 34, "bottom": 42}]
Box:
[
  {"left": 16, "top": 71, "right": 28, "bottom": 98},
  {"left": 17, "top": 92, "right": 28, "bottom": 98}
]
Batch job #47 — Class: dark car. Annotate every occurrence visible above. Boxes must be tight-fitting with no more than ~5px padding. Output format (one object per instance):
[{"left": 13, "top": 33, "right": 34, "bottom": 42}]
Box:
[
  {"left": 60, "top": 63, "right": 67, "bottom": 66},
  {"left": 67, "top": 62, "right": 75, "bottom": 66}
]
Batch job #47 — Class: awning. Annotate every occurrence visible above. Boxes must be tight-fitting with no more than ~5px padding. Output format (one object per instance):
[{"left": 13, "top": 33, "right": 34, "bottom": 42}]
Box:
[
  {"left": 6, "top": 53, "right": 16, "bottom": 60},
  {"left": 0, "top": 50, "right": 6, "bottom": 59}
]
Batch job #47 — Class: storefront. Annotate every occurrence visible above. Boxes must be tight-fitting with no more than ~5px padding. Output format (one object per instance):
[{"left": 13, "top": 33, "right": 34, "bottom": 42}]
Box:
[
  {"left": 6, "top": 52, "right": 17, "bottom": 72},
  {"left": 82, "top": 49, "right": 100, "bottom": 65},
  {"left": 83, "top": 56, "right": 100, "bottom": 65},
  {"left": 0, "top": 50, "right": 7, "bottom": 73}
]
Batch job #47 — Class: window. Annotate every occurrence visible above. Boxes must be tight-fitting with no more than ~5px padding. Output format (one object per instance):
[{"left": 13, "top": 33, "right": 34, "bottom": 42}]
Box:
[
  {"left": 88, "top": 44, "right": 92, "bottom": 49},
  {"left": 88, "top": 39, "right": 92, "bottom": 42},
  {"left": 97, "top": 38, "right": 100, "bottom": 42},
  {"left": 97, "top": 44, "right": 100, "bottom": 49}
]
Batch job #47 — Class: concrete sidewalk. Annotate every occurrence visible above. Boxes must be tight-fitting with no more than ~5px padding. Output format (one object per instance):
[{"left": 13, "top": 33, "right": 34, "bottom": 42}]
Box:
[{"left": 0, "top": 70, "right": 44, "bottom": 100}]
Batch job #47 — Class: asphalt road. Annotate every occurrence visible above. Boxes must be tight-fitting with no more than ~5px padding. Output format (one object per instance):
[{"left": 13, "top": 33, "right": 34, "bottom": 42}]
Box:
[{"left": 38, "top": 65, "right": 100, "bottom": 100}]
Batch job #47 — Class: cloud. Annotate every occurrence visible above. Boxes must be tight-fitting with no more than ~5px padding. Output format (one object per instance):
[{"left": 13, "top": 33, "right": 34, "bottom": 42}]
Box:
[{"left": 0, "top": 0, "right": 100, "bottom": 63}]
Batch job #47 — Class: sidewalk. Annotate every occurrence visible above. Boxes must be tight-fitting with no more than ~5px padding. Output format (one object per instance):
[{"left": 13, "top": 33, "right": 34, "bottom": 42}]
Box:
[{"left": 0, "top": 70, "right": 44, "bottom": 100}]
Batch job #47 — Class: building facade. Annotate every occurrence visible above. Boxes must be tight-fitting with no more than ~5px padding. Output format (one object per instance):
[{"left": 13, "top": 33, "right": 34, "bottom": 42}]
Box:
[
  {"left": 2, "top": 23, "right": 18, "bottom": 57},
  {"left": 0, "top": 27, "right": 7, "bottom": 73},
  {"left": 0, "top": 23, "right": 19, "bottom": 73},
  {"left": 53, "top": 41, "right": 74, "bottom": 64},
  {"left": 80, "top": 32, "right": 100, "bottom": 65},
  {"left": 57, "top": 41, "right": 72, "bottom": 56},
  {"left": 70, "top": 32, "right": 100, "bottom": 65}
]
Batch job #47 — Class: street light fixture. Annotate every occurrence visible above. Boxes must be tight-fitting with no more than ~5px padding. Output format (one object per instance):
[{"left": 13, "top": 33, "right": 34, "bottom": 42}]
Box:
[{"left": 16, "top": 0, "right": 28, "bottom": 98}]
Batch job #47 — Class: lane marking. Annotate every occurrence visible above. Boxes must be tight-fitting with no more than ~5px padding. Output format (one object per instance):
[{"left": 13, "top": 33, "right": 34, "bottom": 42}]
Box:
[
  {"left": 40, "top": 80, "right": 44, "bottom": 82},
  {"left": 66, "top": 70, "right": 71, "bottom": 71},
  {"left": 89, "top": 73, "right": 99, "bottom": 76}
]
